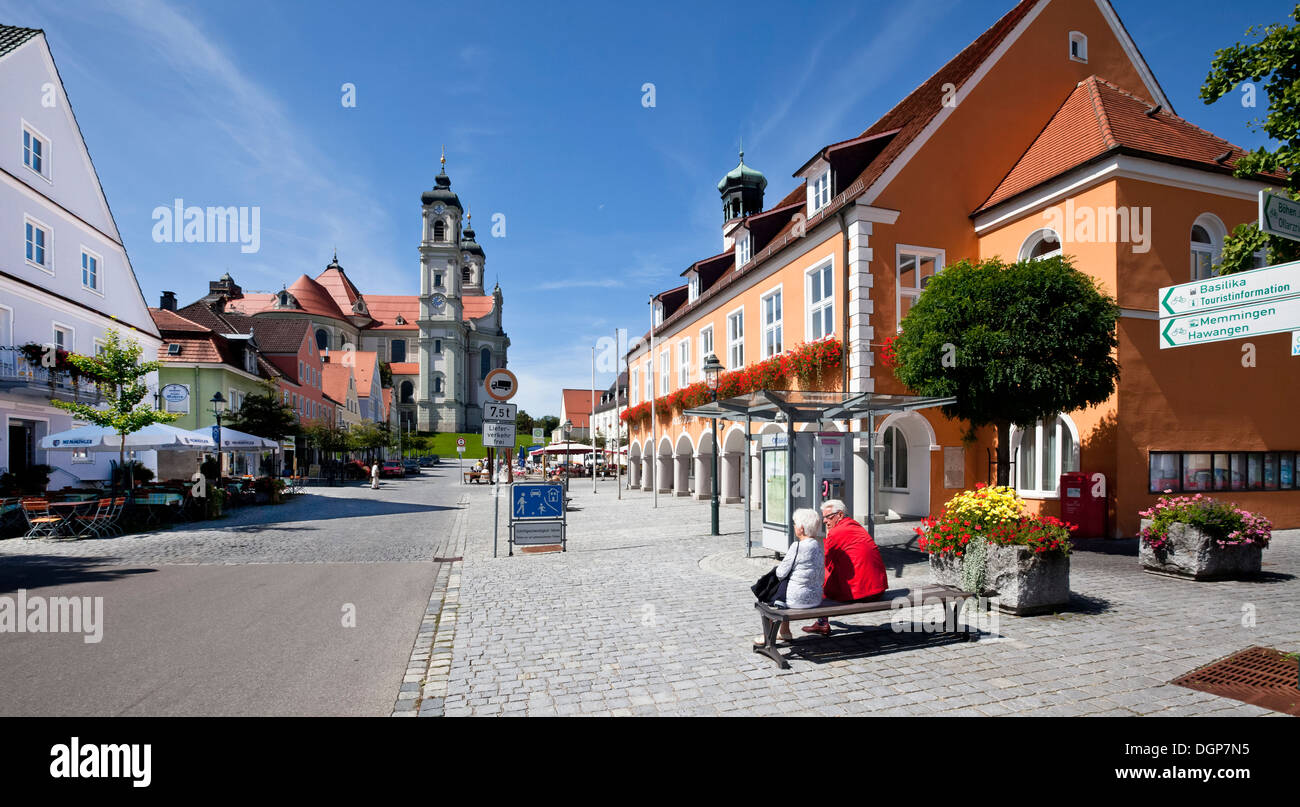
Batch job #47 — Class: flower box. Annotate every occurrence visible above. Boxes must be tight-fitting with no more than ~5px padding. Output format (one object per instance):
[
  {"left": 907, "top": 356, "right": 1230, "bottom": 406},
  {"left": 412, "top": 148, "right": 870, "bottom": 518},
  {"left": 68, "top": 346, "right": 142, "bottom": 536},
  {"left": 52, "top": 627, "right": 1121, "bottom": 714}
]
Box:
[
  {"left": 1139, "top": 518, "right": 1263, "bottom": 580},
  {"left": 927, "top": 548, "right": 1069, "bottom": 615}
]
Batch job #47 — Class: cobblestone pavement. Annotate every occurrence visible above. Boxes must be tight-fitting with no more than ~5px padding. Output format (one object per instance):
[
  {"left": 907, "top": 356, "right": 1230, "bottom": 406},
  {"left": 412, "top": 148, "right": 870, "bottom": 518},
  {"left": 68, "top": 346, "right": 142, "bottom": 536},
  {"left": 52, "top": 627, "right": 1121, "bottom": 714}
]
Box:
[
  {"left": 440, "top": 478, "right": 1299, "bottom": 716},
  {"left": 0, "top": 472, "right": 461, "bottom": 565}
]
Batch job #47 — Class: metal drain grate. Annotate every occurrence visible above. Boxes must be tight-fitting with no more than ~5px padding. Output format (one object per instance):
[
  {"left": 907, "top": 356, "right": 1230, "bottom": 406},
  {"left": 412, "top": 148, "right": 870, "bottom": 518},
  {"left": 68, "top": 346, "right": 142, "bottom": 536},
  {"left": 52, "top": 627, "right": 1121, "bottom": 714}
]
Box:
[{"left": 1172, "top": 646, "right": 1300, "bottom": 715}]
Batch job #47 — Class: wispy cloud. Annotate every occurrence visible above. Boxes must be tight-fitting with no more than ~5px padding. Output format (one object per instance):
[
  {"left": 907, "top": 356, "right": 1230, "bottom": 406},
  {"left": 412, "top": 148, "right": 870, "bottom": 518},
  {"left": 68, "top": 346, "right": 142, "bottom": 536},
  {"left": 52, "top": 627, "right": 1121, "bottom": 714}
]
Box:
[{"left": 534, "top": 277, "right": 623, "bottom": 291}]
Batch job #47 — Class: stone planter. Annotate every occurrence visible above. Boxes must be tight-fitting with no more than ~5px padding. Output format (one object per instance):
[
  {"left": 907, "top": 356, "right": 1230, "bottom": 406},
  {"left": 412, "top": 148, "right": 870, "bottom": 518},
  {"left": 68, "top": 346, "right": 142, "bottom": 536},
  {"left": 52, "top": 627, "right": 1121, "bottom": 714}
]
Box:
[
  {"left": 982, "top": 544, "right": 1070, "bottom": 616},
  {"left": 1139, "top": 519, "right": 1263, "bottom": 580},
  {"left": 928, "top": 546, "right": 1070, "bottom": 616}
]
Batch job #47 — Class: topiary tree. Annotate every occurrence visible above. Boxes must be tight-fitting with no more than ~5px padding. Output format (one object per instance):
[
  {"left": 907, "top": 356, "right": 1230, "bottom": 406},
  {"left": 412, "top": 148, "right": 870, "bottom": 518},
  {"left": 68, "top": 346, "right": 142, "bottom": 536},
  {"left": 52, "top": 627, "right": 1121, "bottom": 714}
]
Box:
[
  {"left": 890, "top": 255, "right": 1120, "bottom": 486},
  {"left": 1200, "top": 5, "right": 1300, "bottom": 274}
]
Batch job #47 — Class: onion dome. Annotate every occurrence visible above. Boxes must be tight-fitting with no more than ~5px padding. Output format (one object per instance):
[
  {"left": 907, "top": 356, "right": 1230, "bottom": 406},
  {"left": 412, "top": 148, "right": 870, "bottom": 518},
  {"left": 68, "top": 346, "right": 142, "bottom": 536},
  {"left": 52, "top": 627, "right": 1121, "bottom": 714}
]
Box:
[
  {"left": 461, "top": 212, "right": 484, "bottom": 257},
  {"left": 717, "top": 149, "right": 768, "bottom": 193},
  {"left": 421, "top": 149, "right": 462, "bottom": 209}
]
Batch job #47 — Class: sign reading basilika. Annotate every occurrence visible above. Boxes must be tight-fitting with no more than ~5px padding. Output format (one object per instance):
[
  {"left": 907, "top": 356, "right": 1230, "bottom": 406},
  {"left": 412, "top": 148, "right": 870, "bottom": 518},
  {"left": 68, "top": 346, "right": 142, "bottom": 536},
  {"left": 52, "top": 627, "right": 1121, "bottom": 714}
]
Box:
[
  {"left": 1158, "top": 259, "right": 1300, "bottom": 317},
  {"left": 1160, "top": 295, "right": 1300, "bottom": 348},
  {"left": 1260, "top": 190, "right": 1300, "bottom": 243}
]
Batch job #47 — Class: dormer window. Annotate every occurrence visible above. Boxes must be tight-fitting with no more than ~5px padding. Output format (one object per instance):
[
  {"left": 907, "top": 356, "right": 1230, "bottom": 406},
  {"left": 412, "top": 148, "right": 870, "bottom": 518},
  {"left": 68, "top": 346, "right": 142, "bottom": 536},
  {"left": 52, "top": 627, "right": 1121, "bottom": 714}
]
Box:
[
  {"left": 653, "top": 301, "right": 664, "bottom": 326},
  {"left": 688, "top": 274, "right": 700, "bottom": 303},
  {"left": 807, "top": 168, "right": 832, "bottom": 214},
  {"left": 738, "top": 235, "right": 752, "bottom": 266},
  {"left": 394, "top": 314, "right": 407, "bottom": 325},
  {"left": 1069, "top": 31, "right": 1087, "bottom": 62}
]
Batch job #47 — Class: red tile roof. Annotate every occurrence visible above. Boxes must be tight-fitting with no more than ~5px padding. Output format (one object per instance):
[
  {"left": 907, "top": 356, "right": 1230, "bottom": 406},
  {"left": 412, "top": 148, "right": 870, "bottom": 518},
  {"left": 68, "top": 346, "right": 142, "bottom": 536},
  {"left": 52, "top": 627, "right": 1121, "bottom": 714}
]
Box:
[
  {"left": 561, "top": 388, "right": 595, "bottom": 429},
  {"left": 149, "top": 308, "right": 208, "bottom": 333},
  {"left": 977, "top": 76, "right": 1286, "bottom": 213},
  {"left": 463, "top": 295, "right": 495, "bottom": 320},
  {"left": 321, "top": 362, "right": 353, "bottom": 405},
  {"left": 389, "top": 362, "right": 419, "bottom": 375},
  {"left": 365, "top": 295, "right": 420, "bottom": 330},
  {"left": 315, "top": 262, "right": 362, "bottom": 312}
]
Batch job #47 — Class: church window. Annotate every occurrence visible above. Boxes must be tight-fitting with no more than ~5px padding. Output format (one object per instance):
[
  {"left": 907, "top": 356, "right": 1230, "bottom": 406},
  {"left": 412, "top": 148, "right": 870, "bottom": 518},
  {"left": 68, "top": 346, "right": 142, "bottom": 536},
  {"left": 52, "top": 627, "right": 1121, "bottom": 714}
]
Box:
[
  {"left": 434, "top": 339, "right": 442, "bottom": 354},
  {"left": 400, "top": 380, "right": 414, "bottom": 403},
  {"left": 433, "top": 220, "right": 446, "bottom": 242},
  {"left": 434, "top": 272, "right": 443, "bottom": 287},
  {"left": 391, "top": 339, "right": 406, "bottom": 362},
  {"left": 434, "top": 376, "right": 444, "bottom": 395},
  {"left": 315, "top": 329, "right": 328, "bottom": 351},
  {"left": 480, "top": 347, "right": 491, "bottom": 377}
]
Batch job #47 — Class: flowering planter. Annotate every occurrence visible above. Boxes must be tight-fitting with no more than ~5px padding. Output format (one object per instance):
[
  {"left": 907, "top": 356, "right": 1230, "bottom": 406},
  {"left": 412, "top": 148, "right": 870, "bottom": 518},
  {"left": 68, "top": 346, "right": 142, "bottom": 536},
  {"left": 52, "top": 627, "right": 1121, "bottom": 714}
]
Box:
[
  {"left": 1139, "top": 518, "right": 1263, "bottom": 580},
  {"left": 928, "top": 547, "right": 1070, "bottom": 616}
]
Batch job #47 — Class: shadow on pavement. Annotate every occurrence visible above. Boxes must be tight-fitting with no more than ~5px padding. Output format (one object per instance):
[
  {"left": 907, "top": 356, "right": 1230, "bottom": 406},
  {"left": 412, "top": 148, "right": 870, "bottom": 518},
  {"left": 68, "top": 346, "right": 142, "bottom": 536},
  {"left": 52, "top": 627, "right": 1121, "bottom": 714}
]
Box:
[
  {"left": 1063, "top": 591, "right": 1113, "bottom": 615},
  {"left": 780, "top": 625, "right": 972, "bottom": 666},
  {"left": 0, "top": 556, "right": 156, "bottom": 594}
]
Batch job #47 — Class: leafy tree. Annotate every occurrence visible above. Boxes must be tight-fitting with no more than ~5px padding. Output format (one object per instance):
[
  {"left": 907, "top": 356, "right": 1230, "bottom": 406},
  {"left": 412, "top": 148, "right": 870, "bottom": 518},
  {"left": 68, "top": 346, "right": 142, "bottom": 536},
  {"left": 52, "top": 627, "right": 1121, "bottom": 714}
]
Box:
[
  {"left": 223, "top": 381, "right": 301, "bottom": 440},
  {"left": 515, "top": 409, "right": 535, "bottom": 433},
  {"left": 378, "top": 361, "right": 393, "bottom": 388},
  {"left": 1201, "top": 5, "right": 1300, "bottom": 273},
  {"left": 890, "top": 256, "right": 1120, "bottom": 485},
  {"left": 302, "top": 420, "right": 348, "bottom": 457},
  {"left": 348, "top": 421, "right": 396, "bottom": 460},
  {"left": 538, "top": 415, "right": 560, "bottom": 436},
  {"left": 51, "top": 328, "right": 179, "bottom": 477}
]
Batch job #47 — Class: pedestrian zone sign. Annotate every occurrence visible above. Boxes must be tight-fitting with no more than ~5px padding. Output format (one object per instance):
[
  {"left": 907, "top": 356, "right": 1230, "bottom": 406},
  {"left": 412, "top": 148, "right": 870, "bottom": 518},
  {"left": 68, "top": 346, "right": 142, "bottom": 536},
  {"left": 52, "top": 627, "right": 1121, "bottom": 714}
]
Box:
[
  {"left": 456, "top": 437, "right": 466, "bottom": 454},
  {"left": 512, "top": 483, "right": 564, "bottom": 519}
]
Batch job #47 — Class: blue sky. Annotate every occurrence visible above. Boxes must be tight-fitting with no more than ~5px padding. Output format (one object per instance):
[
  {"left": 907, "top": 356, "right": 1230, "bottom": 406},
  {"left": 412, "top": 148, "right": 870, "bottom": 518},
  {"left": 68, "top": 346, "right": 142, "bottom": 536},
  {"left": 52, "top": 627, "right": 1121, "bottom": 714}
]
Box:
[{"left": 4, "top": 0, "right": 1286, "bottom": 416}]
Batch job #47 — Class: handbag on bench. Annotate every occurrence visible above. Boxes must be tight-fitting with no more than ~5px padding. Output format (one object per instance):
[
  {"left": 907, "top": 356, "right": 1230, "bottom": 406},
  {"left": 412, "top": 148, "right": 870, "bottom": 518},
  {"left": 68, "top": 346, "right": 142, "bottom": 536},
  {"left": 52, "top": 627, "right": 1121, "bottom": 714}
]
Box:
[{"left": 751, "top": 541, "right": 799, "bottom": 605}]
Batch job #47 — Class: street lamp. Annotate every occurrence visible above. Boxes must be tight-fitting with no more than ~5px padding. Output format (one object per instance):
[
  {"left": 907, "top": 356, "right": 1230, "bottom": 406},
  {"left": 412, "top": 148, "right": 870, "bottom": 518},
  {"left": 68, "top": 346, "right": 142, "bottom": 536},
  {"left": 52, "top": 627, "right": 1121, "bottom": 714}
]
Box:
[
  {"left": 210, "top": 391, "right": 227, "bottom": 479},
  {"left": 703, "top": 352, "right": 724, "bottom": 536},
  {"left": 562, "top": 419, "right": 573, "bottom": 492}
]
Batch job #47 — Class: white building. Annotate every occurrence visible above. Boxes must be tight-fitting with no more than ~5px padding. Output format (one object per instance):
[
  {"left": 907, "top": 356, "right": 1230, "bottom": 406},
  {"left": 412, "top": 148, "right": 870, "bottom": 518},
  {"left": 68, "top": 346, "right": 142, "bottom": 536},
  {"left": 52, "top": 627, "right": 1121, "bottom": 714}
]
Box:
[{"left": 0, "top": 25, "right": 163, "bottom": 489}]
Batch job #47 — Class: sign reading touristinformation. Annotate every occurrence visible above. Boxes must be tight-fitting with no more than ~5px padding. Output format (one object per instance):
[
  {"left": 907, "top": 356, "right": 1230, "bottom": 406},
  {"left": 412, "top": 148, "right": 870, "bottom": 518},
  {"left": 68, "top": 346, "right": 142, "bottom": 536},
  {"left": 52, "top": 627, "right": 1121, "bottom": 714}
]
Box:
[
  {"left": 483, "top": 368, "right": 518, "bottom": 401},
  {"left": 482, "top": 421, "right": 516, "bottom": 448},
  {"left": 1260, "top": 190, "right": 1300, "bottom": 243},
  {"left": 1158, "top": 259, "right": 1300, "bottom": 317},
  {"left": 1159, "top": 295, "right": 1300, "bottom": 348}
]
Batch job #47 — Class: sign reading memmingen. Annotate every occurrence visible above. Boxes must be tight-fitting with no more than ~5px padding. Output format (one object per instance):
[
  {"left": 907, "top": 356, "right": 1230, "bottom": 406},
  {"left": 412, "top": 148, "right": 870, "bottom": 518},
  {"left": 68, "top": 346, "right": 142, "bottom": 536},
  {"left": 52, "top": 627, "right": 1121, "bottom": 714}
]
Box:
[
  {"left": 1260, "top": 190, "right": 1300, "bottom": 243},
  {"left": 512, "top": 483, "right": 565, "bottom": 519},
  {"left": 1158, "top": 259, "right": 1300, "bottom": 317},
  {"left": 1160, "top": 295, "right": 1300, "bottom": 349},
  {"left": 483, "top": 421, "right": 516, "bottom": 448}
]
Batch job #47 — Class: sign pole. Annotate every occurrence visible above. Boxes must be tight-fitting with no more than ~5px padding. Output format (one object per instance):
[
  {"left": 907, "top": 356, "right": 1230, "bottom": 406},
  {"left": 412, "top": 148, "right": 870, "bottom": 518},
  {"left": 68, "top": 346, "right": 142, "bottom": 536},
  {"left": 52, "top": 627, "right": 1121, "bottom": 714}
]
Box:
[
  {"left": 615, "top": 327, "right": 622, "bottom": 500},
  {"left": 492, "top": 469, "right": 499, "bottom": 558},
  {"left": 592, "top": 346, "right": 598, "bottom": 495},
  {"left": 650, "top": 295, "right": 657, "bottom": 510}
]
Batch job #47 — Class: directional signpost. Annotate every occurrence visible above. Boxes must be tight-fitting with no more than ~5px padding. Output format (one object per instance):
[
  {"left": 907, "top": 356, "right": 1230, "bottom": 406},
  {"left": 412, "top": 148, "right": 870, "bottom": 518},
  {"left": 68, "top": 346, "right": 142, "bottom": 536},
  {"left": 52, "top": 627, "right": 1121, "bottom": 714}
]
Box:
[
  {"left": 1158, "top": 259, "right": 1300, "bottom": 350},
  {"left": 1260, "top": 190, "right": 1300, "bottom": 243}
]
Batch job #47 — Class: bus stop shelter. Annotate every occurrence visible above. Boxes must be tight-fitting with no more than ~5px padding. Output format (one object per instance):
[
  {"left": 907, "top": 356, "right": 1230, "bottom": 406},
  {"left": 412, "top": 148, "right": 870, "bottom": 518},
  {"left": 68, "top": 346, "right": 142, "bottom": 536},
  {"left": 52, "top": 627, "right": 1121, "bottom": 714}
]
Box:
[{"left": 683, "top": 390, "right": 955, "bottom": 555}]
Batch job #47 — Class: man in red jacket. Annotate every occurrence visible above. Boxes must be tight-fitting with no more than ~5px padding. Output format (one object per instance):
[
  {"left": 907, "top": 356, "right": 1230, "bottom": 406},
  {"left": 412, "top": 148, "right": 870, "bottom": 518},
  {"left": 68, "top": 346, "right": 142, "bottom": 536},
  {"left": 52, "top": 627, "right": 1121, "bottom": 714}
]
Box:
[{"left": 803, "top": 499, "right": 888, "bottom": 635}]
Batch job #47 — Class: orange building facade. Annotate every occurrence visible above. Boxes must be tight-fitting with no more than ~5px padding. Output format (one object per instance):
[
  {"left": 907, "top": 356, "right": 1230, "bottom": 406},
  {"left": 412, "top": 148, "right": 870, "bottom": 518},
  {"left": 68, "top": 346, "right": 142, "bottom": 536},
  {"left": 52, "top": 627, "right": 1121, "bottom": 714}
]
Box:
[{"left": 623, "top": 0, "right": 1297, "bottom": 538}]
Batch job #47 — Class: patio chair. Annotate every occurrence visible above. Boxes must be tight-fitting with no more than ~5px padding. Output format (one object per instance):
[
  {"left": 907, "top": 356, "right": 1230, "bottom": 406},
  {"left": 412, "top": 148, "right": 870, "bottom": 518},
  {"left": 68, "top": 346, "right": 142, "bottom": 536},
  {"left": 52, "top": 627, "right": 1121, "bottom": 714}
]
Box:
[
  {"left": 74, "top": 498, "right": 114, "bottom": 539},
  {"left": 20, "top": 498, "right": 63, "bottom": 540},
  {"left": 101, "top": 496, "right": 128, "bottom": 537}
]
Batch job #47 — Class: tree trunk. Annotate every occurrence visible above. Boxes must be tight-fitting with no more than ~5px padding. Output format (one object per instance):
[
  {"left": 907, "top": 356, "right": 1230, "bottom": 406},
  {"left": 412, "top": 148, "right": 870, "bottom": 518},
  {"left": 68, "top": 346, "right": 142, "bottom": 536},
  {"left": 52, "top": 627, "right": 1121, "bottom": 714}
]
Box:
[{"left": 995, "top": 419, "right": 1011, "bottom": 487}]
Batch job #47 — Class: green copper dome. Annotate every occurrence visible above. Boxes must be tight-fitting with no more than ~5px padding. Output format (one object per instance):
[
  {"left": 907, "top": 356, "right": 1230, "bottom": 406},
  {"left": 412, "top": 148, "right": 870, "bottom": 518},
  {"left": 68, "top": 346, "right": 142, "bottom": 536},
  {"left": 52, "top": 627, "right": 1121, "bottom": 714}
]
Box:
[{"left": 717, "top": 151, "right": 767, "bottom": 193}]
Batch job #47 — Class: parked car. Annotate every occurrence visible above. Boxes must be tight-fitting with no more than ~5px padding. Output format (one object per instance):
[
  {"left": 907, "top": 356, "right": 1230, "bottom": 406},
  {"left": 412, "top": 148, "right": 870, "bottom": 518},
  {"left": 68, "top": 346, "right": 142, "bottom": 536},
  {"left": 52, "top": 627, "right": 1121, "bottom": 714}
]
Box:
[
  {"left": 419, "top": 455, "right": 440, "bottom": 467},
  {"left": 380, "top": 461, "right": 405, "bottom": 478},
  {"left": 343, "top": 460, "right": 369, "bottom": 480},
  {"left": 403, "top": 459, "right": 420, "bottom": 475}
]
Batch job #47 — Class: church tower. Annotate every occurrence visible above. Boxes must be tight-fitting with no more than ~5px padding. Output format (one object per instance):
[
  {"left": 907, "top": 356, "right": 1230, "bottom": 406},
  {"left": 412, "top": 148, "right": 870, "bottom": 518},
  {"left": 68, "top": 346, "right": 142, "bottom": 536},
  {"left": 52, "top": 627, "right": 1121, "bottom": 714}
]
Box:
[{"left": 417, "top": 150, "right": 466, "bottom": 431}]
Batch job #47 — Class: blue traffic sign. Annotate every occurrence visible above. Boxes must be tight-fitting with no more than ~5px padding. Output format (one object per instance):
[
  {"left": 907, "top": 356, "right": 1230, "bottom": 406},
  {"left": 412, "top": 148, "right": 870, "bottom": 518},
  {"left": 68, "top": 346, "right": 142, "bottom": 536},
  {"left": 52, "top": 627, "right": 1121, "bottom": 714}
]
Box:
[{"left": 512, "top": 483, "right": 564, "bottom": 520}]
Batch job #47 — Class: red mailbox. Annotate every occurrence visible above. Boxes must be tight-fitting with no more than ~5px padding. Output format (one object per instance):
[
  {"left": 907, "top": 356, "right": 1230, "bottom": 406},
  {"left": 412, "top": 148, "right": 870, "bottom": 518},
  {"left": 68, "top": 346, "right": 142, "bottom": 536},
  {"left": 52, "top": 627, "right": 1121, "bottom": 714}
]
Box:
[{"left": 1059, "top": 471, "right": 1108, "bottom": 539}]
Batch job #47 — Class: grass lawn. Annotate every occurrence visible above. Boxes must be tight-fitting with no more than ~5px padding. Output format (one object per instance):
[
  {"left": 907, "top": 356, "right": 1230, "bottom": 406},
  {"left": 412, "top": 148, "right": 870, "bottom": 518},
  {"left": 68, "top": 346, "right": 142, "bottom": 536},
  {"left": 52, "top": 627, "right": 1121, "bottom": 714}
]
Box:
[{"left": 415, "top": 432, "right": 538, "bottom": 460}]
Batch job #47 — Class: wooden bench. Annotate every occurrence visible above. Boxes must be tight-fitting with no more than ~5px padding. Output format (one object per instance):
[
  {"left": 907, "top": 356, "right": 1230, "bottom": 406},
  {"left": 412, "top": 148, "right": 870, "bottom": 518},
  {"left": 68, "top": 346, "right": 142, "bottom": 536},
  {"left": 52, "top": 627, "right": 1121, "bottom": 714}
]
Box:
[{"left": 753, "top": 585, "right": 977, "bottom": 669}]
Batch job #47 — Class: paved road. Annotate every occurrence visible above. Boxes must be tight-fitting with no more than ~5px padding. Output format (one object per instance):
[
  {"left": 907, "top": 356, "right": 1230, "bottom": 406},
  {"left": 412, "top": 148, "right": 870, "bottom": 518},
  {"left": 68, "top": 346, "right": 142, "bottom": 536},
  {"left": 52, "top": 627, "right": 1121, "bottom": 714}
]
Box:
[{"left": 0, "top": 470, "right": 459, "bottom": 716}]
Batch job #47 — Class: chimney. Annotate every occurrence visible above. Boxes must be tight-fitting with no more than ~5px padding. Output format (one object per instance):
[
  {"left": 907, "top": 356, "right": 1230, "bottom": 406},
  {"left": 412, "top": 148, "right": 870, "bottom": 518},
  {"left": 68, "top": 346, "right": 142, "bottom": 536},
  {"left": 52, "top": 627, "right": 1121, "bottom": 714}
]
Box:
[{"left": 160, "top": 291, "right": 177, "bottom": 311}]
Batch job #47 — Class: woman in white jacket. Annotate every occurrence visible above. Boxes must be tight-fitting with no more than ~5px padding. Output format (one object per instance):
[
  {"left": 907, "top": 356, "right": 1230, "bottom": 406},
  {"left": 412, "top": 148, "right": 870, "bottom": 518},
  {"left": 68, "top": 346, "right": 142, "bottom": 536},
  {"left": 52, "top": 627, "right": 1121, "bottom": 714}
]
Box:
[{"left": 753, "top": 508, "right": 825, "bottom": 646}]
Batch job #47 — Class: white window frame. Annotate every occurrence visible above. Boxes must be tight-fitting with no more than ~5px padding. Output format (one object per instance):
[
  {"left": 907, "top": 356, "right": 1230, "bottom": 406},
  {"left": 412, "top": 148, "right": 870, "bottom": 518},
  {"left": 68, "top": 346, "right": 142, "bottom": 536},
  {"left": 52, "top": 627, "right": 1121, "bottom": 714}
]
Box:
[
  {"left": 0, "top": 304, "right": 13, "bottom": 374},
  {"left": 895, "top": 245, "right": 944, "bottom": 332},
  {"left": 809, "top": 169, "right": 831, "bottom": 213},
  {"left": 80, "top": 246, "right": 103, "bottom": 294},
  {"left": 21, "top": 120, "right": 51, "bottom": 181},
  {"left": 737, "top": 234, "right": 752, "bottom": 266},
  {"left": 698, "top": 324, "right": 714, "bottom": 374},
  {"left": 653, "top": 301, "right": 664, "bottom": 326},
  {"left": 1019, "top": 228, "right": 1062, "bottom": 262},
  {"left": 678, "top": 339, "right": 691, "bottom": 387},
  {"left": 880, "top": 425, "right": 909, "bottom": 491},
  {"left": 630, "top": 370, "right": 639, "bottom": 406},
  {"left": 1010, "top": 414, "right": 1081, "bottom": 499},
  {"left": 1190, "top": 213, "right": 1226, "bottom": 281},
  {"left": 24, "top": 215, "right": 52, "bottom": 273},
  {"left": 645, "top": 360, "right": 654, "bottom": 399},
  {"left": 805, "top": 258, "right": 835, "bottom": 341},
  {"left": 726, "top": 306, "right": 744, "bottom": 369},
  {"left": 760, "top": 284, "right": 783, "bottom": 359},
  {"left": 660, "top": 349, "right": 670, "bottom": 393},
  {"left": 1068, "top": 31, "right": 1088, "bottom": 63},
  {"left": 687, "top": 274, "right": 700, "bottom": 303},
  {"left": 52, "top": 322, "right": 73, "bottom": 352}
]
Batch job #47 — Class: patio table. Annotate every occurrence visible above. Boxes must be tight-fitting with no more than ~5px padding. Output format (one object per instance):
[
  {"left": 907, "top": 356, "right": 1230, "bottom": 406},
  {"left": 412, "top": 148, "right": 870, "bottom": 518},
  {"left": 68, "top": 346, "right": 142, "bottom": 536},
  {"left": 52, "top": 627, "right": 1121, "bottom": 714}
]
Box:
[{"left": 47, "top": 500, "right": 97, "bottom": 538}]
